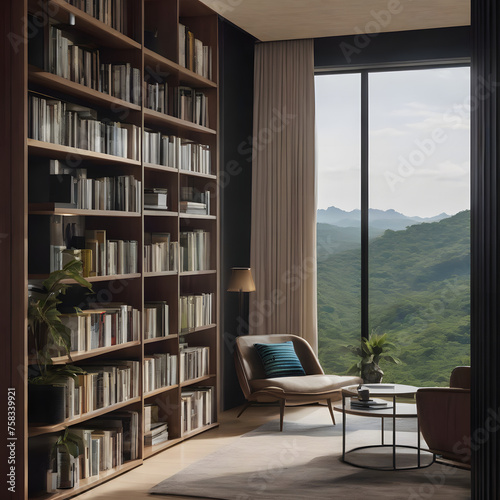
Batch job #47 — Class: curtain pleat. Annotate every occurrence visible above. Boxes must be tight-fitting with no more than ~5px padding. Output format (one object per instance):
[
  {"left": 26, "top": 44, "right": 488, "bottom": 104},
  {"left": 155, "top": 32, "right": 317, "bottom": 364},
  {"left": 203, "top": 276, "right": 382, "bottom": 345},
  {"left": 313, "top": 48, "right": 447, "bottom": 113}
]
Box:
[{"left": 249, "top": 39, "right": 317, "bottom": 353}]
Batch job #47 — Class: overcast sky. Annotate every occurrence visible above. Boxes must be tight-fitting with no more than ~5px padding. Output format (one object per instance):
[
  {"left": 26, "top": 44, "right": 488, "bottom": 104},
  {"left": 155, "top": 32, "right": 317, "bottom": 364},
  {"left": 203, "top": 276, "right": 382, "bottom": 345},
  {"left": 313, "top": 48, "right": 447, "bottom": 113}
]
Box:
[{"left": 315, "top": 67, "right": 470, "bottom": 218}]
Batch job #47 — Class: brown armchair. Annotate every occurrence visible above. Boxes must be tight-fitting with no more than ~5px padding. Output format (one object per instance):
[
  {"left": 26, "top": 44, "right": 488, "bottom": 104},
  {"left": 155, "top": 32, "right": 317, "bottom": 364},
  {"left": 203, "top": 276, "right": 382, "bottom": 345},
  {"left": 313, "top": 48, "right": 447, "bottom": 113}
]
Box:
[
  {"left": 416, "top": 366, "right": 471, "bottom": 468},
  {"left": 234, "top": 334, "right": 362, "bottom": 431}
]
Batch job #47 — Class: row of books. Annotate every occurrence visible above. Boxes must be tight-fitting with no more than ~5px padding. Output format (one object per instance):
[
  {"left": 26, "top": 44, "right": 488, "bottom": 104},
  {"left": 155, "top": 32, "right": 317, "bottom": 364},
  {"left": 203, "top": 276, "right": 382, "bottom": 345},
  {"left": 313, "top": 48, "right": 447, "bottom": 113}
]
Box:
[
  {"left": 144, "top": 353, "right": 178, "bottom": 393},
  {"left": 144, "top": 233, "right": 179, "bottom": 273},
  {"left": 56, "top": 361, "right": 140, "bottom": 419},
  {"left": 180, "top": 293, "right": 214, "bottom": 332},
  {"left": 179, "top": 344, "right": 209, "bottom": 383},
  {"left": 76, "top": 173, "right": 141, "bottom": 212},
  {"left": 84, "top": 229, "right": 138, "bottom": 276},
  {"left": 144, "top": 404, "right": 168, "bottom": 446},
  {"left": 181, "top": 387, "right": 213, "bottom": 436},
  {"left": 144, "top": 301, "right": 169, "bottom": 339},
  {"left": 145, "top": 81, "right": 168, "bottom": 114},
  {"left": 179, "top": 229, "right": 211, "bottom": 272},
  {"left": 48, "top": 26, "right": 141, "bottom": 104},
  {"left": 29, "top": 94, "right": 141, "bottom": 160},
  {"left": 61, "top": 304, "right": 141, "bottom": 353},
  {"left": 172, "top": 86, "right": 209, "bottom": 127},
  {"left": 143, "top": 131, "right": 211, "bottom": 174},
  {"left": 178, "top": 24, "right": 212, "bottom": 80},
  {"left": 46, "top": 411, "right": 139, "bottom": 492},
  {"left": 43, "top": 161, "right": 141, "bottom": 212},
  {"left": 64, "top": 0, "right": 130, "bottom": 35}
]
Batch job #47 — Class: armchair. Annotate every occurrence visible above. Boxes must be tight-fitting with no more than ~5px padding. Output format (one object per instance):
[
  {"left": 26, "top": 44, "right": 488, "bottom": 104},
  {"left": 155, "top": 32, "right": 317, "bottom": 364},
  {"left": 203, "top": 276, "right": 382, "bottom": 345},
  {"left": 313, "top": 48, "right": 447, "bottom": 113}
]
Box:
[
  {"left": 416, "top": 366, "right": 471, "bottom": 468},
  {"left": 234, "top": 334, "right": 362, "bottom": 431}
]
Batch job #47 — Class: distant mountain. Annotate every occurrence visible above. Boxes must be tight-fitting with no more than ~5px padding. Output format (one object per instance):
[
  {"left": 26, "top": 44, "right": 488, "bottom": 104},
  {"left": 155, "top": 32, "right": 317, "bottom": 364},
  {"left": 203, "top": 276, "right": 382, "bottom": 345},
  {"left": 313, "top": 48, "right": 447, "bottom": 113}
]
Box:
[{"left": 317, "top": 206, "right": 450, "bottom": 231}]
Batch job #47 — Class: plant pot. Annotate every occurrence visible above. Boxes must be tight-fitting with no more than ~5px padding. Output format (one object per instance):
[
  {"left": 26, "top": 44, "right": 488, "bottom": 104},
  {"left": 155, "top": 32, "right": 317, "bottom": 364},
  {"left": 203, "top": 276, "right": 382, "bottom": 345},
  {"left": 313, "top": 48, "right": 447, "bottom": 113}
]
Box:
[
  {"left": 55, "top": 447, "right": 77, "bottom": 489},
  {"left": 362, "top": 362, "right": 384, "bottom": 384},
  {"left": 28, "top": 384, "right": 66, "bottom": 425}
]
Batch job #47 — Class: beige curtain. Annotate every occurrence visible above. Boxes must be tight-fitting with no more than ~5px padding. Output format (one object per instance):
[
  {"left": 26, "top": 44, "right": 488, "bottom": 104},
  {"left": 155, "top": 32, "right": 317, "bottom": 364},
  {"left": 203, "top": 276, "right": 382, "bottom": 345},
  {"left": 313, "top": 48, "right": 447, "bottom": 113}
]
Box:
[{"left": 249, "top": 39, "right": 317, "bottom": 352}]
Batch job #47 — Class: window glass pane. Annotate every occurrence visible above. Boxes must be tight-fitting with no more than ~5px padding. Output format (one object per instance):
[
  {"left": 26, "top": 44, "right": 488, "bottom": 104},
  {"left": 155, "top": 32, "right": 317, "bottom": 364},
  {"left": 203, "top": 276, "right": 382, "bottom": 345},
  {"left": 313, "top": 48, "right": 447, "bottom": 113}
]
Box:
[
  {"left": 368, "top": 67, "right": 470, "bottom": 386},
  {"left": 315, "top": 73, "right": 361, "bottom": 374}
]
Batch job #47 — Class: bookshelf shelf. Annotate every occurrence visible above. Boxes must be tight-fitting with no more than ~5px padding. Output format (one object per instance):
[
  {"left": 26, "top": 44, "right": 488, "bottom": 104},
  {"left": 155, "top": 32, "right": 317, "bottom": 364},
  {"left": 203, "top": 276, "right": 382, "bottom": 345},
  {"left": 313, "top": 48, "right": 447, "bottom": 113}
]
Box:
[
  {"left": 28, "top": 204, "right": 142, "bottom": 217},
  {"left": 28, "top": 273, "right": 142, "bottom": 283},
  {"left": 179, "top": 170, "right": 217, "bottom": 180},
  {"left": 28, "top": 66, "right": 142, "bottom": 112},
  {"left": 144, "top": 334, "right": 179, "bottom": 344},
  {"left": 144, "top": 437, "right": 183, "bottom": 459},
  {"left": 179, "top": 324, "right": 216, "bottom": 336},
  {"left": 144, "top": 163, "right": 178, "bottom": 173},
  {"left": 144, "top": 210, "right": 178, "bottom": 217},
  {"left": 179, "top": 213, "right": 217, "bottom": 220},
  {"left": 28, "top": 139, "right": 142, "bottom": 166},
  {"left": 144, "top": 108, "right": 217, "bottom": 136},
  {"left": 181, "top": 422, "right": 219, "bottom": 440},
  {"left": 47, "top": 341, "right": 142, "bottom": 364},
  {"left": 20, "top": 0, "right": 220, "bottom": 497},
  {"left": 180, "top": 374, "right": 216, "bottom": 387},
  {"left": 144, "top": 270, "right": 178, "bottom": 278},
  {"left": 144, "top": 48, "right": 217, "bottom": 89},
  {"left": 28, "top": 397, "right": 142, "bottom": 438},
  {"left": 36, "top": 459, "right": 143, "bottom": 500},
  {"left": 144, "top": 384, "right": 178, "bottom": 398},
  {"left": 180, "top": 270, "right": 217, "bottom": 276},
  {"left": 40, "top": 0, "right": 142, "bottom": 50}
]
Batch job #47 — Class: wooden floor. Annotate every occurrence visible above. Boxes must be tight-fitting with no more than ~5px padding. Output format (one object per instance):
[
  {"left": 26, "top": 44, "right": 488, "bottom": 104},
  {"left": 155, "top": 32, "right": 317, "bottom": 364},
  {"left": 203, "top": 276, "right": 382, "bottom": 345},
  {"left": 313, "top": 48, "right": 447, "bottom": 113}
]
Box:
[{"left": 75, "top": 404, "right": 316, "bottom": 500}]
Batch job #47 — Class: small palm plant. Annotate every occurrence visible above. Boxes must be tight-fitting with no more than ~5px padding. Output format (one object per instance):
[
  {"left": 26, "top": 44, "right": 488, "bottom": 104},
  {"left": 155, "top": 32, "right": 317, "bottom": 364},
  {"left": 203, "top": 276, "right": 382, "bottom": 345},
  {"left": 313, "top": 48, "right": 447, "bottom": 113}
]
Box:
[
  {"left": 28, "top": 259, "right": 92, "bottom": 384},
  {"left": 345, "top": 332, "right": 402, "bottom": 383}
]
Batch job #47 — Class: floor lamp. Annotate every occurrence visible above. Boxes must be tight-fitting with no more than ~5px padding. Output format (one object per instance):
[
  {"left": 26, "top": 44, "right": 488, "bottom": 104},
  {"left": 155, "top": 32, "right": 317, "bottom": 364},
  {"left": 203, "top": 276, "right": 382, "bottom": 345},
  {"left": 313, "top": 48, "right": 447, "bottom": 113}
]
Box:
[{"left": 227, "top": 267, "right": 256, "bottom": 335}]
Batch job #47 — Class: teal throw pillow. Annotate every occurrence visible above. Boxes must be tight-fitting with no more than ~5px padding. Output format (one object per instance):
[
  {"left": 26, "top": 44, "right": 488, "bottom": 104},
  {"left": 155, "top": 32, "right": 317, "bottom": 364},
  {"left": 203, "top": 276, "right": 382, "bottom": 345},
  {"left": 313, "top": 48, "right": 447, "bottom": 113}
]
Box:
[{"left": 254, "top": 341, "right": 306, "bottom": 378}]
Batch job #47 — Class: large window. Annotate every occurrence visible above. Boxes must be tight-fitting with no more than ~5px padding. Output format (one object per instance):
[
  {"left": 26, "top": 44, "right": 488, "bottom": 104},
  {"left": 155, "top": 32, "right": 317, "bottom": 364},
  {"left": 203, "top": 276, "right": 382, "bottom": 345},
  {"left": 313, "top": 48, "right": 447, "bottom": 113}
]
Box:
[{"left": 316, "top": 67, "right": 470, "bottom": 386}]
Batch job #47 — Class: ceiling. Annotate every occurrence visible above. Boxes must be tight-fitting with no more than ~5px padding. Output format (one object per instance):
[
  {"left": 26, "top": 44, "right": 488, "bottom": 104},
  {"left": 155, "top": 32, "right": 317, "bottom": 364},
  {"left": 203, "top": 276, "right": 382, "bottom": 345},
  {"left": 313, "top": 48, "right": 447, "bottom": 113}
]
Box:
[{"left": 199, "top": 0, "right": 470, "bottom": 42}]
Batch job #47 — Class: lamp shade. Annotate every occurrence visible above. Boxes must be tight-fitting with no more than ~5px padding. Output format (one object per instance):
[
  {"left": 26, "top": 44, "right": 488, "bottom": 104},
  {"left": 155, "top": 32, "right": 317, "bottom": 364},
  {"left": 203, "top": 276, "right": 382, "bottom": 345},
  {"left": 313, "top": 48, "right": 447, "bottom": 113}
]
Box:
[{"left": 227, "top": 267, "right": 256, "bottom": 292}]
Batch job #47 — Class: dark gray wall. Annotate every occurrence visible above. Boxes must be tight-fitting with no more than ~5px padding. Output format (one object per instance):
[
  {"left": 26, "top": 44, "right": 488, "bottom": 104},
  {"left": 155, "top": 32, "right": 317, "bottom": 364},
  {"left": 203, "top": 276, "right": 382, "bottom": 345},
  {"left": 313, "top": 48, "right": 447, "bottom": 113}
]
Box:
[
  {"left": 219, "top": 19, "right": 255, "bottom": 410},
  {"left": 315, "top": 26, "right": 471, "bottom": 69}
]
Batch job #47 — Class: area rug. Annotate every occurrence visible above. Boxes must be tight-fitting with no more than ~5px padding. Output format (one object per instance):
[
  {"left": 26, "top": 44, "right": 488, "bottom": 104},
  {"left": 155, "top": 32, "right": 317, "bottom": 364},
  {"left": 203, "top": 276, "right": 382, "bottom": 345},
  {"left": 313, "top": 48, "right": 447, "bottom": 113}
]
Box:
[{"left": 150, "top": 409, "right": 470, "bottom": 500}]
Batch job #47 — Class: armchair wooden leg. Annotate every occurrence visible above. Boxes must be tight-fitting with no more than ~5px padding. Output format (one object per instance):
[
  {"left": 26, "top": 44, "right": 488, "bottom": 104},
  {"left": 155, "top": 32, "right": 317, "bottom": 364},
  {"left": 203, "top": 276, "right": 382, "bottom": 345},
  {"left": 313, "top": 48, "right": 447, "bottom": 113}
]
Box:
[
  {"left": 279, "top": 400, "right": 286, "bottom": 431},
  {"left": 327, "top": 399, "right": 336, "bottom": 425},
  {"left": 236, "top": 401, "right": 252, "bottom": 418}
]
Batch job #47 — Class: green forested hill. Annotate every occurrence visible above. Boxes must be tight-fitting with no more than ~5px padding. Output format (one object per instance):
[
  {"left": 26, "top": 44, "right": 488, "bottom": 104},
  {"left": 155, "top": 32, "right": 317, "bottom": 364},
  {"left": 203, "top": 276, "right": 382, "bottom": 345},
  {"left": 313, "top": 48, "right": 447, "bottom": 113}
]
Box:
[{"left": 317, "top": 210, "right": 470, "bottom": 387}]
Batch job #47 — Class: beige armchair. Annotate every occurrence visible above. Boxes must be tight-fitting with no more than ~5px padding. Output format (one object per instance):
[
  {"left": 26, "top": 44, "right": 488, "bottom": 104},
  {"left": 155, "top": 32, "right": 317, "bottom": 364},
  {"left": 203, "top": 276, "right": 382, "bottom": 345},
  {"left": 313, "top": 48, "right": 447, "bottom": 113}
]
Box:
[
  {"left": 234, "top": 334, "right": 363, "bottom": 430},
  {"left": 416, "top": 366, "right": 471, "bottom": 468}
]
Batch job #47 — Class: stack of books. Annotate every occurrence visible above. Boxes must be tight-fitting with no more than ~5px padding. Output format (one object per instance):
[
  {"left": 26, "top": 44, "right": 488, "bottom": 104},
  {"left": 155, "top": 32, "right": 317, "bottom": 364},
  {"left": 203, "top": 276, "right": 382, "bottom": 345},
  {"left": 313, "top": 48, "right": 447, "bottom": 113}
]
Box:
[
  {"left": 144, "top": 188, "right": 168, "bottom": 210},
  {"left": 144, "top": 404, "right": 169, "bottom": 446},
  {"left": 350, "top": 399, "right": 390, "bottom": 409}
]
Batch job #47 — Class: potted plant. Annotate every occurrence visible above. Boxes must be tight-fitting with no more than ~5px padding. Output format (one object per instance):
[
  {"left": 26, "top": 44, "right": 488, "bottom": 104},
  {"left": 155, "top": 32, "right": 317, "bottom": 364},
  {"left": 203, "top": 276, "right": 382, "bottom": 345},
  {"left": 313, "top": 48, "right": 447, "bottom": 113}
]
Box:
[
  {"left": 345, "top": 332, "right": 402, "bottom": 383},
  {"left": 51, "top": 427, "right": 83, "bottom": 489},
  {"left": 28, "top": 259, "right": 92, "bottom": 424}
]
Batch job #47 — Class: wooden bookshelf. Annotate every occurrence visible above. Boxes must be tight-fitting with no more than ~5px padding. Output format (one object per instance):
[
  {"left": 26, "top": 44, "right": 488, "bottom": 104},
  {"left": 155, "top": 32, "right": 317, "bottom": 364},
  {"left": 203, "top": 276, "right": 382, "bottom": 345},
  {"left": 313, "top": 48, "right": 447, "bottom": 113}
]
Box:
[{"left": 18, "top": 0, "right": 220, "bottom": 498}]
